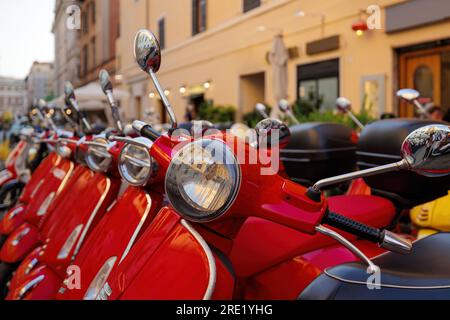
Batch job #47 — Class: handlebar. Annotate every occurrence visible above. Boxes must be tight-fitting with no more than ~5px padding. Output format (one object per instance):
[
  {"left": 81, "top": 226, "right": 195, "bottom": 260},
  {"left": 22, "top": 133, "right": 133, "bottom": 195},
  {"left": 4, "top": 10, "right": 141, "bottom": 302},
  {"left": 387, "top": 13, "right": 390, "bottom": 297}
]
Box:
[
  {"left": 132, "top": 121, "right": 161, "bottom": 141},
  {"left": 323, "top": 211, "right": 412, "bottom": 254}
]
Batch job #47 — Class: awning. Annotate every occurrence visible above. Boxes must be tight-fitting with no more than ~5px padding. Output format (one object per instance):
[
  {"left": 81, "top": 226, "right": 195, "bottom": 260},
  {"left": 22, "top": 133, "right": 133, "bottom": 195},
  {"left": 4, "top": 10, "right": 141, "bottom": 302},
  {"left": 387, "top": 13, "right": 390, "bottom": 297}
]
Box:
[{"left": 50, "top": 82, "right": 129, "bottom": 111}]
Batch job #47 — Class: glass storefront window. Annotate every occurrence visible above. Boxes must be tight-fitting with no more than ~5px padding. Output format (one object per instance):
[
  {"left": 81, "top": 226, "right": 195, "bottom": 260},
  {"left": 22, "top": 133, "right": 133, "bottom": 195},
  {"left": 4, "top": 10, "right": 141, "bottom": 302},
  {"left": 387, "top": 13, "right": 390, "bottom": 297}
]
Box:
[{"left": 297, "top": 59, "right": 339, "bottom": 111}]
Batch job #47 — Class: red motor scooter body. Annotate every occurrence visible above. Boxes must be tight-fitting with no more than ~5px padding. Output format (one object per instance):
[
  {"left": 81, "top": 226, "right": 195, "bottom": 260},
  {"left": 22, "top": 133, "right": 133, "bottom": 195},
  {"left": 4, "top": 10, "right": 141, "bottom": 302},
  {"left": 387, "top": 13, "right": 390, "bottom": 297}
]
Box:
[
  {"left": 0, "top": 140, "right": 27, "bottom": 187},
  {"left": 229, "top": 194, "right": 395, "bottom": 299},
  {"left": 5, "top": 138, "right": 123, "bottom": 298},
  {"left": 0, "top": 164, "right": 89, "bottom": 264},
  {"left": 0, "top": 153, "right": 74, "bottom": 236},
  {"left": 99, "top": 131, "right": 397, "bottom": 301},
  {"left": 5, "top": 165, "right": 120, "bottom": 295},
  {"left": 15, "top": 187, "right": 164, "bottom": 300},
  {"left": 96, "top": 208, "right": 235, "bottom": 300}
]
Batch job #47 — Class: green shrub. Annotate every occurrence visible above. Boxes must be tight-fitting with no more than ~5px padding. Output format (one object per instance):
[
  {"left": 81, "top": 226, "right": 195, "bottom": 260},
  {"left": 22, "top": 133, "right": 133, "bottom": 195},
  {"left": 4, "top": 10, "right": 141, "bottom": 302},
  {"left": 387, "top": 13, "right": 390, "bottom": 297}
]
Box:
[
  {"left": 290, "top": 92, "right": 376, "bottom": 129},
  {"left": 198, "top": 101, "right": 236, "bottom": 123}
]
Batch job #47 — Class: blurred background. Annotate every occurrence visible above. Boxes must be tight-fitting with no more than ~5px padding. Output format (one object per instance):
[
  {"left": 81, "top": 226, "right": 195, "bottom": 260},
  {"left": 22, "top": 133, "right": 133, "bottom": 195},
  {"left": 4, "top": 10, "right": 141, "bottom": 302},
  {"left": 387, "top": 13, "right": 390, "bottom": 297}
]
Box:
[{"left": 1, "top": 0, "right": 450, "bottom": 139}]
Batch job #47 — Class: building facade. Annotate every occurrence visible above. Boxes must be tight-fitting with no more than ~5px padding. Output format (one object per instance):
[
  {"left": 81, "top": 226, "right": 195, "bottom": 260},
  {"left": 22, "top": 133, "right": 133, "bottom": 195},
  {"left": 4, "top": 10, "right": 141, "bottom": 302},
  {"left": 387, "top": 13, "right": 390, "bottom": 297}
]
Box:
[
  {"left": 52, "top": 0, "right": 81, "bottom": 97},
  {"left": 0, "top": 77, "right": 27, "bottom": 117},
  {"left": 26, "top": 61, "right": 54, "bottom": 103},
  {"left": 116, "top": 0, "right": 450, "bottom": 123},
  {"left": 77, "top": 0, "right": 120, "bottom": 87}
]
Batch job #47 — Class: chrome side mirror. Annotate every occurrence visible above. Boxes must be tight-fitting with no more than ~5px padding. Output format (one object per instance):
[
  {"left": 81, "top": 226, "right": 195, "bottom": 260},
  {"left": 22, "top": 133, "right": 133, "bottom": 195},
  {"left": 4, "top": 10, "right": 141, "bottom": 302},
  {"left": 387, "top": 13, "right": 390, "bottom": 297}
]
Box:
[
  {"left": 336, "top": 97, "right": 351, "bottom": 113},
  {"left": 64, "top": 81, "right": 92, "bottom": 132},
  {"left": 255, "top": 118, "right": 291, "bottom": 149},
  {"left": 64, "top": 81, "right": 75, "bottom": 100},
  {"left": 134, "top": 29, "right": 177, "bottom": 131},
  {"left": 278, "top": 100, "right": 299, "bottom": 125},
  {"left": 397, "top": 89, "right": 420, "bottom": 102},
  {"left": 401, "top": 124, "right": 450, "bottom": 177},
  {"left": 37, "top": 99, "right": 47, "bottom": 109},
  {"left": 336, "top": 97, "right": 364, "bottom": 130},
  {"left": 99, "top": 69, "right": 123, "bottom": 132},
  {"left": 255, "top": 103, "right": 269, "bottom": 119},
  {"left": 396, "top": 88, "right": 430, "bottom": 119},
  {"left": 134, "top": 29, "right": 161, "bottom": 74},
  {"left": 99, "top": 69, "right": 113, "bottom": 93},
  {"left": 278, "top": 99, "right": 290, "bottom": 113},
  {"left": 309, "top": 124, "right": 450, "bottom": 194}
]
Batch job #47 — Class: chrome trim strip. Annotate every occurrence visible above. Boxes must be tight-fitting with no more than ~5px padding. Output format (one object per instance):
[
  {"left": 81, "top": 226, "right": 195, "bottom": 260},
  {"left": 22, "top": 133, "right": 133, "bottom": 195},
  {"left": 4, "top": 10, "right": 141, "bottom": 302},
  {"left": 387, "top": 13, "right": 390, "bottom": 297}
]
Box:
[
  {"left": 180, "top": 220, "right": 216, "bottom": 300},
  {"left": 281, "top": 147, "right": 356, "bottom": 154},
  {"left": 8, "top": 206, "right": 25, "bottom": 220},
  {"left": 119, "top": 193, "right": 152, "bottom": 264},
  {"left": 109, "top": 136, "right": 153, "bottom": 149},
  {"left": 323, "top": 269, "right": 450, "bottom": 290},
  {"left": 316, "top": 225, "right": 378, "bottom": 271},
  {"left": 72, "top": 178, "right": 112, "bottom": 258},
  {"left": 18, "top": 275, "right": 45, "bottom": 300},
  {"left": 56, "top": 161, "right": 75, "bottom": 196}
]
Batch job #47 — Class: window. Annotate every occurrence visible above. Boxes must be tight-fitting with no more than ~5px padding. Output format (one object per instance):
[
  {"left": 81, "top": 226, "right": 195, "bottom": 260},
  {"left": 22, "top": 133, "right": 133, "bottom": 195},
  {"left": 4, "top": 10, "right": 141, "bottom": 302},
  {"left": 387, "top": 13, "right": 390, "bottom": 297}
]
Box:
[
  {"left": 82, "top": 11, "right": 89, "bottom": 34},
  {"left": 158, "top": 18, "right": 166, "bottom": 50},
  {"left": 91, "top": 1, "right": 96, "bottom": 25},
  {"left": 243, "top": 0, "right": 261, "bottom": 13},
  {"left": 192, "top": 0, "right": 207, "bottom": 35},
  {"left": 82, "top": 45, "right": 88, "bottom": 76},
  {"left": 297, "top": 59, "right": 339, "bottom": 111},
  {"left": 91, "top": 37, "right": 96, "bottom": 67}
]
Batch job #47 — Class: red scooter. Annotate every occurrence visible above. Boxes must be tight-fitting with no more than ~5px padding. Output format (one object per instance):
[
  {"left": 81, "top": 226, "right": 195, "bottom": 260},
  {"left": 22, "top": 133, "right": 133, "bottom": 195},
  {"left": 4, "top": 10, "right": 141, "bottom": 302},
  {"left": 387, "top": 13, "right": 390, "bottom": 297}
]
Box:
[
  {"left": 0, "top": 81, "right": 121, "bottom": 298},
  {"left": 6, "top": 70, "right": 164, "bottom": 300},
  {"left": 91, "top": 30, "right": 448, "bottom": 300}
]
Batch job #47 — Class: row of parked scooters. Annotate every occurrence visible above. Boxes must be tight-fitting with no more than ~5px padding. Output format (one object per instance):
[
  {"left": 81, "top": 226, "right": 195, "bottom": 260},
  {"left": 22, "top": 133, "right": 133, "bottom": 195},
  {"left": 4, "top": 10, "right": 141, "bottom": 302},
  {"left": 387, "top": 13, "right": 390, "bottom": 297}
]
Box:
[{"left": 0, "top": 29, "right": 449, "bottom": 300}]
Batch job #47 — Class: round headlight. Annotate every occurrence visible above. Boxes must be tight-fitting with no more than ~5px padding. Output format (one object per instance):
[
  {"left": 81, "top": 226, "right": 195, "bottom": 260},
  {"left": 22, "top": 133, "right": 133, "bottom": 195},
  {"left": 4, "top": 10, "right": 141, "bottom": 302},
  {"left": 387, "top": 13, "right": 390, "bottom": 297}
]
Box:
[
  {"left": 165, "top": 139, "right": 241, "bottom": 223},
  {"left": 85, "top": 138, "right": 112, "bottom": 173},
  {"left": 119, "top": 139, "right": 153, "bottom": 186}
]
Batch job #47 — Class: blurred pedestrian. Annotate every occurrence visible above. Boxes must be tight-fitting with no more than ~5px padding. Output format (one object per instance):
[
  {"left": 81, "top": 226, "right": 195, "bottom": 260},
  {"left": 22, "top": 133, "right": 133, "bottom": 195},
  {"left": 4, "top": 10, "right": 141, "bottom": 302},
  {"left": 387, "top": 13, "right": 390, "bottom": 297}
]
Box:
[{"left": 426, "top": 105, "right": 444, "bottom": 121}]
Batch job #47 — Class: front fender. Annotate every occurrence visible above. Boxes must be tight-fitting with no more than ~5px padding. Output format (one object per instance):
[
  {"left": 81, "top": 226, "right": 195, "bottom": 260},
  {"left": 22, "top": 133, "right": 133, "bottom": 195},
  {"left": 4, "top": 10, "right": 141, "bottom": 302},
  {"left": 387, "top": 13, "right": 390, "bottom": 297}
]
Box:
[
  {"left": 0, "top": 205, "right": 27, "bottom": 235},
  {"left": 0, "top": 223, "right": 40, "bottom": 263},
  {"left": 6, "top": 265, "right": 61, "bottom": 300},
  {"left": 0, "top": 170, "right": 14, "bottom": 188},
  {"left": 8, "top": 246, "right": 44, "bottom": 292},
  {"left": 0, "top": 180, "right": 24, "bottom": 213}
]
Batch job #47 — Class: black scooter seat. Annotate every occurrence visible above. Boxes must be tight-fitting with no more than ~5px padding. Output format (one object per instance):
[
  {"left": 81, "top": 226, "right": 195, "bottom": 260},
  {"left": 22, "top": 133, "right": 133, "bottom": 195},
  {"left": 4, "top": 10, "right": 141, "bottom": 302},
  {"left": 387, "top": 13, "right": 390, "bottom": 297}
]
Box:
[{"left": 299, "top": 233, "right": 450, "bottom": 300}]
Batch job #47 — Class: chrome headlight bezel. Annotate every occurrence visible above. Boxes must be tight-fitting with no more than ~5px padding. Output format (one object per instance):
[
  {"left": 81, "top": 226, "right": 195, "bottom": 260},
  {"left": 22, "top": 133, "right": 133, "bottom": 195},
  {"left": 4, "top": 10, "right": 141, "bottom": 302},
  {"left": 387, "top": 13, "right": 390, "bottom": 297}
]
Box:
[
  {"left": 165, "top": 139, "right": 241, "bottom": 223},
  {"left": 118, "top": 138, "right": 154, "bottom": 187},
  {"left": 85, "top": 137, "right": 112, "bottom": 173}
]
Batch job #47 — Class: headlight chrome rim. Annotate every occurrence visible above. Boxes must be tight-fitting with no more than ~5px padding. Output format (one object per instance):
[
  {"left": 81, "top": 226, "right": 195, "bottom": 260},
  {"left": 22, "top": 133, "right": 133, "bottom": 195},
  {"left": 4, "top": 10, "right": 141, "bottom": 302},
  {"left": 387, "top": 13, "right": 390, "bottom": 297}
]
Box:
[
  {"left": 165, "top": 139, "right": 241, "bottom": 223},
  {"left": 85, "top": 137, "right": 112, "bottom": 173},
  {"left": 118, "top": 140, "right": 153, "bottom": 187}
]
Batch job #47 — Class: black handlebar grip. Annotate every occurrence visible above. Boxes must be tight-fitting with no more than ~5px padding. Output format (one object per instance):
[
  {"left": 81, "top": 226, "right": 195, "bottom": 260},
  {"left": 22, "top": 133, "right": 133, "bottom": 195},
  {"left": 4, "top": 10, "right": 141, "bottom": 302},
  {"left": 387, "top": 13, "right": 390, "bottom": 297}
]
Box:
[
  {"left": 133, "top": 121, "right": 161, "bottom": 141},
  {"left": 323, "top": 212, "right": 382, "bottom": 244}
]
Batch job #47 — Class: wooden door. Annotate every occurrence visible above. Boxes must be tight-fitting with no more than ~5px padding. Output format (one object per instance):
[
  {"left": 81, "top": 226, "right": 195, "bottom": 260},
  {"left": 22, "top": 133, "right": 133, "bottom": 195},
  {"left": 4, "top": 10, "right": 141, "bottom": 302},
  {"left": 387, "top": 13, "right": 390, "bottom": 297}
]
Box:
[{"left": 399, "top": 52, "right": 441, "bottom": 117}]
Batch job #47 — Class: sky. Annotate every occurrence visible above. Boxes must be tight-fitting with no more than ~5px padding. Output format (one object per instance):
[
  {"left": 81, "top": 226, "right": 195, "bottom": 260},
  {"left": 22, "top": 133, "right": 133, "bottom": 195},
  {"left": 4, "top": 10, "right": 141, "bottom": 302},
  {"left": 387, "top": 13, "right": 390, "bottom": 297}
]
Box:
[{"left": 0, "top": 0, "right": 55, "bottom": 79}]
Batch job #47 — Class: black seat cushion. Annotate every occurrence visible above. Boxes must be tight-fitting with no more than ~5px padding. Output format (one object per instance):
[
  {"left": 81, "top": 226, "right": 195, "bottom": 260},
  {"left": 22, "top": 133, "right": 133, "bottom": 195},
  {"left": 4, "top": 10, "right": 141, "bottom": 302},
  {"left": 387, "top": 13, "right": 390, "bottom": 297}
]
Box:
[{"left": 299, "top": 233, "right": 450, "bottom": 300}]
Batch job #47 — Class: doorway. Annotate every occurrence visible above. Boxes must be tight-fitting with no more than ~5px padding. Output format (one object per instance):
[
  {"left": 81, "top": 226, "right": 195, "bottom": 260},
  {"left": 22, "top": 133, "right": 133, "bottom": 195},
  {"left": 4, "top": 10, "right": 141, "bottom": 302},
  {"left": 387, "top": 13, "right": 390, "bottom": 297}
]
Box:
[
  {"left": 134, "top": 96, "right": 142, "bottom": 120},
  {"left": 399, "top": 44, "right": 450, "bottom": 117},
  {"left": 239, "top": 72, "right": 265, "bottom": 120}
]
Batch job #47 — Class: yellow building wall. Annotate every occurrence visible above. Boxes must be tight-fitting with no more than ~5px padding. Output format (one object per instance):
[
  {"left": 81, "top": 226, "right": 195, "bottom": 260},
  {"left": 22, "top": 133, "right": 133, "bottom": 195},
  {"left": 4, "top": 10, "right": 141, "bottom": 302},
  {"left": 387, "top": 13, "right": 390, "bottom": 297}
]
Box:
[{"left": 117, "top": 0, "right": 450, "bottom": 122}]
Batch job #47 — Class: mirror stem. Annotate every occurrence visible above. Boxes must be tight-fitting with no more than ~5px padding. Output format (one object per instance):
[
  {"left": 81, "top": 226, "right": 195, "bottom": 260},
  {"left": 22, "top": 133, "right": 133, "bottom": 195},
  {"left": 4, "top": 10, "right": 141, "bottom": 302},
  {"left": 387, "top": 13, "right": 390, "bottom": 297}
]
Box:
[
  {"left": 149, "top": 70, "right": 178, "bottom": 131},
  {"left": 287, "top": 111, "right": 300, "bottom": 125},
  {"left": 413, "top": 100, "right": 431, "bottom": 119},
  {"left": 105, "top": 90, "right": 124, "bottom": 133},
  {"left": 70, "top": 98, "right": 92, "bottom": 132},
  {"left": 311, "top": 159, "right": 408, "bottom": 193},
  {"left": 347, "top": 111, "right": 365, "bottom": 130}
]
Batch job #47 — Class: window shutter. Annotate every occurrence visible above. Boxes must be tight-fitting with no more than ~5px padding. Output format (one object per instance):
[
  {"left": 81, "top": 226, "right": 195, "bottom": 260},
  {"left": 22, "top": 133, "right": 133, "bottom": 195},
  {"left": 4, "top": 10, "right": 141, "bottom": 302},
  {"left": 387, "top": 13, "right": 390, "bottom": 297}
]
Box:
[
  {"left": 158, "top": 18, "right": 165, "bottom": 50},
  {"left": 243, "top": 0, "right": 261, "bottom": 13},
  {"left": 192, "top": 0, "right": 199, "bottom": 35},
  {"left": 200, "top": 0, "right": 207, "bottom": 32}
]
